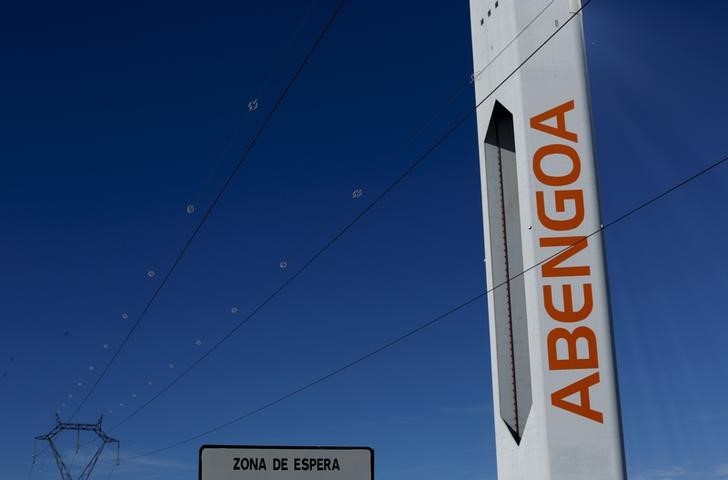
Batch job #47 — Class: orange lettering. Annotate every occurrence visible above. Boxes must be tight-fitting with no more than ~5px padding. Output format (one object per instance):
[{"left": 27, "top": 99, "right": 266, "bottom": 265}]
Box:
[
  {"left": 544, "top": 283, "right": 593, "bottom": 322},
  {"left": 530, "top": 100, "right": 578, "bottom": 142},
  {"left": 534, "top": 144, "right": 581, "bottom": 186},
  {"left": 540, "top": 236, "right": 591, "bottom": 277},
  {"left": 551, "top": 372, "right": 604, "bottom": 423},
  {"left": 536, "top": 189, "right": 585, "bottom": 231},
  {"left": 547, "top": 326, "right": 598, "bottom": 369}
]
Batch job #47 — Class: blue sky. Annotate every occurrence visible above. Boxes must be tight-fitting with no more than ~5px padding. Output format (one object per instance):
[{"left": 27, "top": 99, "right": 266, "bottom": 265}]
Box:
[{"left": 1, "top": 0, "right": 727, "bottom": 479}]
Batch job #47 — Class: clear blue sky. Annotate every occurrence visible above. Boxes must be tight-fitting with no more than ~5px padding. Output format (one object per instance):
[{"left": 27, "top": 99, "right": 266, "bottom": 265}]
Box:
[{"left": 2, "top": 0, "right": 727, "bottom": 479}]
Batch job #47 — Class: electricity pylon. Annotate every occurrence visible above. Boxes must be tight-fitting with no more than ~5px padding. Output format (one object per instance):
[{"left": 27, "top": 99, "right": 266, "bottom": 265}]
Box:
[{"left": 34, "top": 413, "right": 119, "bottom": 480}]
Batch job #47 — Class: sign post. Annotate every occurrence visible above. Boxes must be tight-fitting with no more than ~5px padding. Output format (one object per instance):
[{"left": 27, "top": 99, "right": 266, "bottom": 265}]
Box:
[{"left": 200, "top": 445, "right": 373, "bottom": 480}]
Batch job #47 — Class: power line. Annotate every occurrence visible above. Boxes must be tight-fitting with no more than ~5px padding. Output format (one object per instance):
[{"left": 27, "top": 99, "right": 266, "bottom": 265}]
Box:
[
  {"left": 69, "top": 0, "right": 351, "bottom": 420},
  {"left": 188, "top": 0, "right": 320, "bottom": 209},
  {"left": 62, "top": 0, "right": 548, "bottom": 447},
  {"left": 128, "top": 150, "right": 728, "bottom": 459},
  {"left": 129, "top": 293, "right": 488, "bottom": 458},
  {"left": 42, "top": 0, "right": 320, "bottom": 439},
  {"left": 387, "top": 0, "right": 558, "bottom": 161},
  {"left": 104, "top": 0, "right": 572, "bottom": 433},
  {"left": 56, "top": 0, "right": 563, "bottom": 447}
]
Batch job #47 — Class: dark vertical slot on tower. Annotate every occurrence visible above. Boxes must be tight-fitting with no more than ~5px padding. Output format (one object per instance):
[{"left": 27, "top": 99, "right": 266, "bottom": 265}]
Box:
[{"left": 484, "top": 102, "right": 532, "bottom": 444}]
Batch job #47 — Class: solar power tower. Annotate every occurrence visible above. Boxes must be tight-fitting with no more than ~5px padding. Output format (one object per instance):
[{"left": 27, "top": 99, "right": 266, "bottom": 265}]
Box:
[{"left": 468, "top": 1, "right": 626, "bottom": 478}]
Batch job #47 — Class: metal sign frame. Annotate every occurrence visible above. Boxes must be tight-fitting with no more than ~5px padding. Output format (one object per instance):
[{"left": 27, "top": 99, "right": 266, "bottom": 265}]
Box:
[{"left": 199, "top": 445, "right": 374, "bottom": 480}]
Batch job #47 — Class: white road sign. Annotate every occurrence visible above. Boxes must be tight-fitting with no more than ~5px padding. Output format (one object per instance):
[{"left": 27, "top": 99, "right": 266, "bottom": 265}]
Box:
[{"left": 199, "top": 445, "right": 374, "bottom": 480}]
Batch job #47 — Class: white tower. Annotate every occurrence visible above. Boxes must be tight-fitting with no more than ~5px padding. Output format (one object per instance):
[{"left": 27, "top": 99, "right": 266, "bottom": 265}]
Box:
[{"left": 469, "top": 1, "right": 626, "bottom": 478}]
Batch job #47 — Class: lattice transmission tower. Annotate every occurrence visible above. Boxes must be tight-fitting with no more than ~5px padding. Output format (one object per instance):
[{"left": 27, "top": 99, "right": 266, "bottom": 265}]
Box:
[{"left": 33, "top": 413, "right": 119, "bottom": 480}]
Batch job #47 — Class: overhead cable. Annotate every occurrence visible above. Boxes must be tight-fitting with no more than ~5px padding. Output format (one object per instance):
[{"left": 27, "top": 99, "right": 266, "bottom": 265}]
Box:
[
  {"left": 104, "top": 0, "right": 569, "bottom": 433},
  {"left": 128, "top": 149, "right": 728, "bottom": 459},
  {"left": 69, "top": 0, "right": 351, "bottom": 420}
]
